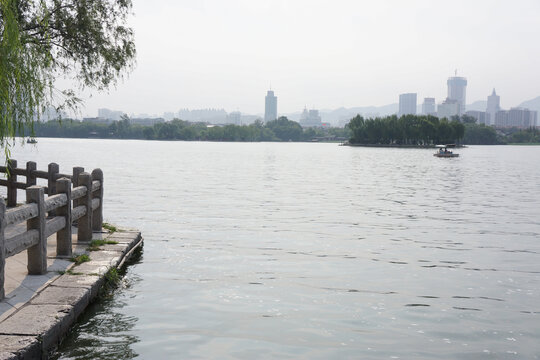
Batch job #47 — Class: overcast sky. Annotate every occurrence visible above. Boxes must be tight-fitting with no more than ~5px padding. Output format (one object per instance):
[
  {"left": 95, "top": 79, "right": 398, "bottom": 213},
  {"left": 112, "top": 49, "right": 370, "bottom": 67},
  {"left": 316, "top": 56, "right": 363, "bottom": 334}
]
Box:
[{"left": 72, "top": 0, "right": 540, "bottom": 117}]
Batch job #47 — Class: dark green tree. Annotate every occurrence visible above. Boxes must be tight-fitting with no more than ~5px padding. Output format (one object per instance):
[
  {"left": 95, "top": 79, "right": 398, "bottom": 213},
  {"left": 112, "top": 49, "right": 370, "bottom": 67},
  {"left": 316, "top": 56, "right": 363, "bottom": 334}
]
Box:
[
  {"left": 461, "top": 115, "right": 477, "bottom": 124},
  {"left": 462, "top": 123, "right": 500, "bottom": 144},
  {"left": 347, "top": 114, "right": 366, "bottom": 143},
  {"left": 450, "top": 120, "right": 465, "bottom": 143},
  {"left": 265, "top": 116, "right": 303, "bottom": 141}
]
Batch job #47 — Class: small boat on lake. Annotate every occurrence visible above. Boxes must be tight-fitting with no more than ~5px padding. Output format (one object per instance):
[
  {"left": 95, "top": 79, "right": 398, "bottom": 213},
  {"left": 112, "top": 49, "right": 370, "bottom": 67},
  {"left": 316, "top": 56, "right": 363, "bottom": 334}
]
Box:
[
  {"left": 434, "top": 144, "right": 459, "bottom": 158},
  {"left": 26, "top": 138, "right": 37, "bottom": 144}
]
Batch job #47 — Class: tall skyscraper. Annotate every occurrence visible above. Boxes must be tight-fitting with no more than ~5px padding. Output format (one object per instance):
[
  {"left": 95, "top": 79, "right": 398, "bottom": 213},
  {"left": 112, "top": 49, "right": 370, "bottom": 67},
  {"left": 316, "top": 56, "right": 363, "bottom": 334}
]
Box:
[
  {"left": 422, "top": 98, "right": 436, "bottom": 115},
  {"left": 398, "top": 93, "right": 417, "bottom": 117},
  {"left": 447, "top": 75, "right": 467, "bottom": 115},
  {"left": 486, "top": 89, "right": 500, "bottom": 126},
  {"left": 264, "top": 90, "right": 277, "bottom": 122}
]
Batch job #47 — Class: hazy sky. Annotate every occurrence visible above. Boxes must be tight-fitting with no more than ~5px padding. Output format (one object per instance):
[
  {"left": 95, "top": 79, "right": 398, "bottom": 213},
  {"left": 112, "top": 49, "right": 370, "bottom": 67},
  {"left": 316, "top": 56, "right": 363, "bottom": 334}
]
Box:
[{"left": 71, "top": 0, "right": 540, "bottom": 117}]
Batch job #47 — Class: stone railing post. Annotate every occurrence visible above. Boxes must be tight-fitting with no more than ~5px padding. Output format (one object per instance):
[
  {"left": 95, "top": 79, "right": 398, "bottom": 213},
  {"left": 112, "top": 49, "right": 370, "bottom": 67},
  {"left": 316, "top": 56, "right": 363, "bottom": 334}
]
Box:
[
  {"left": 0, "top": 198, "right": 6, "bottom": 299},
  {"left": 72, "top": 167, "right": 84, "bottom": 221},
  {"left": 72, "top": 167, "right": 84, "bottom": 189},
  {"left": 6, "top": 159, "right": 17, "bottom": 207},
  {"left": 26, "top": 161, "right": 37, "bottom": 188},
  {"left": 91, "top": 169, "right": 103, "bottom": 231},
  {"left": 47, "top": 162, "right": 59, "bottom": 196},
  {"left": 27, "top": 186, "right": 47, "bottom": 275},
  {"left": 48, "top": 163, "right": 59, "bottom": 217},
  {"left": 56, "top": 178, "right": 72, "bottom": 257},
  {"left": 77, "top": 172, "right": 93, "bottom": 242}
]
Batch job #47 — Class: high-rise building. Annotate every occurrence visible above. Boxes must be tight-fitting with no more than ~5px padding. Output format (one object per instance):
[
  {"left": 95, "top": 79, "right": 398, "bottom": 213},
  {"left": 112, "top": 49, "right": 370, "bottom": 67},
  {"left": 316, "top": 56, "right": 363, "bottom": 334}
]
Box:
[
  {"left": 98, "top": 108, "right": 124, "bottom": 121},
  {"left": 422, "top": 98, "right": 436, "bottom": 115},
  {"left": 447, "top": 75, "right": 467, "bottom": 115},
  {"left": 227, "top": 111, "right": 241, "bottom": 125},
  {"left": 177, "top": 108, "right": 228, "bottom": 124},
  {"left": 299, "top": 107, "right": 323, "bottom": 127},
  {"left": 264, "top": 90, "right": 277, "bottom": 122},
  {"left": 398, "top": 93, "right": 417, "bottom": 117},
  {"left": 495, "top": 108, "right": 538, "bottom": 128},
  {"left": 465, "top": 110, "right": 488, "bottom": 125},
  {"left": 486, "top": 89, "right": 500, "bottom": 126},
  {"left": 437, "top": 98, "right": 460, "bottom": 119}
]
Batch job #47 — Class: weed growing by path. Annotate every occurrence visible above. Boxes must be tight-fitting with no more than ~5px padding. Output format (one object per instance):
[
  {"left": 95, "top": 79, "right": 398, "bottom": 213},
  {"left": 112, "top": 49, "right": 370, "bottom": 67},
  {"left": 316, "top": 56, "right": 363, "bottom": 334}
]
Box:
[
  {"left": 102, "top": 222, "right": 118, "bottom": 233},
  {"left": 87, "top": 239, "right": 119, "bottom": 251},
  {"left": 70, "top": 254, "right": 90, "bottom": 265}
]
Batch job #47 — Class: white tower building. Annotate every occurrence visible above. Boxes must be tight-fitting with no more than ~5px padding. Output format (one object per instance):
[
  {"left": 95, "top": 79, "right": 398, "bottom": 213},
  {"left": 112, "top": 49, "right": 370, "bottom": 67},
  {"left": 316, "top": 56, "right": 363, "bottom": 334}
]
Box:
[
  {"left": 486, "top": 89, "right": 500, "bottom": 126},
  {"left": 447, "top": 74, "right": 467, "bottom": 115}
]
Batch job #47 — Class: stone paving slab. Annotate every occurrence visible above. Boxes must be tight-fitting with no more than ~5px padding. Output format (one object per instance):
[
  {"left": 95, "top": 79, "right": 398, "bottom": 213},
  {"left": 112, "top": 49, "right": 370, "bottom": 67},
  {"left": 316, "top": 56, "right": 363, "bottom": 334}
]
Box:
[
  {"left": 0, "top": 335, "right": 40, "bottom": 360},
  {"left": 0, "top": 304, "right": 75, "bottom": 352},
  {"left": 0, "top": 228, "right": 143, "bottom": 359},
  {"left": 50, "top": 274, "right": 103, "bottom": 290},
  {"left": 30, "top": 285, "right": 90, "bottom": 309}
]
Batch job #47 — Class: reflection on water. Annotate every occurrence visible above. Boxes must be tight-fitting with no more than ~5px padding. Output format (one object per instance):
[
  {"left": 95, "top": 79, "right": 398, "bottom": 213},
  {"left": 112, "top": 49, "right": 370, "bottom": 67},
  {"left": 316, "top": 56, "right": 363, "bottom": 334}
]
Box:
[
  {"left": 9, "top": 141, "right": 540, "bottom": 359},
  {"left": 51, "top": 250, "right": 143, "bottom": 360}
]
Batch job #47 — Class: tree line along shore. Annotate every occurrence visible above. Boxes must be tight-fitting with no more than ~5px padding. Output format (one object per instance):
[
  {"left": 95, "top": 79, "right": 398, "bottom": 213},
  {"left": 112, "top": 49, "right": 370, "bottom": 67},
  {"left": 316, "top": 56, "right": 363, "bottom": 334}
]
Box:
[{"left": 29, "top": 115, "right": 540, "bottom": 145}]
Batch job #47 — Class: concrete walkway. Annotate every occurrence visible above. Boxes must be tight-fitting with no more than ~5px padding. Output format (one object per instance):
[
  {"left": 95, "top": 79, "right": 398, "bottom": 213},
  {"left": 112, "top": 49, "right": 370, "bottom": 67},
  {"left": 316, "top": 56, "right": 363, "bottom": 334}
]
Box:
[{"left": 0, "top": 225, "right": 143, "bottom": 359}]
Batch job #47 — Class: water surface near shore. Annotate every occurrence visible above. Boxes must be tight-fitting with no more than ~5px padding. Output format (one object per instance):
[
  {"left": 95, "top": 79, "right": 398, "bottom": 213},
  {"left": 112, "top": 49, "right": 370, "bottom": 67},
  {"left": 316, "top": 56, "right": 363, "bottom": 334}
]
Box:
[{"left": 7, "top": 140, "right": 540, "bottom": 359}]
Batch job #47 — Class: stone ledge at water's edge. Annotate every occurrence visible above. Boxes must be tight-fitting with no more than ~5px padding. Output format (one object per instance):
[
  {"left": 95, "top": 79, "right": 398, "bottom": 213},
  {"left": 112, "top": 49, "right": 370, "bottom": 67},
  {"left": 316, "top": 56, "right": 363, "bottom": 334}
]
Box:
[{"left": 0, "top": 229, "right": 143, "bottom": 360}]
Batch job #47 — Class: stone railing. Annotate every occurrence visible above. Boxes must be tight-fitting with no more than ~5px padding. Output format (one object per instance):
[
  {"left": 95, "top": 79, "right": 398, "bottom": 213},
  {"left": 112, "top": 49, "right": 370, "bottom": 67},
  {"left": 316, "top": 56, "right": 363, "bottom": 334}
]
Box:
[{"left": 0, "top": 160, "right": 104, "bottom": 300}]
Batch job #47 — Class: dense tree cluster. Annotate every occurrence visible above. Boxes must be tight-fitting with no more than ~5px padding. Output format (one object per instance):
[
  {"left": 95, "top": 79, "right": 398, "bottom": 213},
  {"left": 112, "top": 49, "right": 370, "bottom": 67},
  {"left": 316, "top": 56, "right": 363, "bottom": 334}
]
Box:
[
  {"left": 504, "top": 127, "right": 540, "bottom": 144},
  {"left": 30, "top": 114, "right": 537, "bottom": 145},
  {"left": 347, "top": 115, "right": 465, "bottom": 145},
  {"left": 32, "top": 116, "right": 350, "bottom": 142},
  {"left": 461, "top": 123, "right": 502, "bottom": 145}
]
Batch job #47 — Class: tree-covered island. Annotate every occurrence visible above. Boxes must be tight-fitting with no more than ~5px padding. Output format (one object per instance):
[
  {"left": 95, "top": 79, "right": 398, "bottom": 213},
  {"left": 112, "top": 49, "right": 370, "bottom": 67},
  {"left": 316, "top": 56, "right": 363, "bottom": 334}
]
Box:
[{"left": 346, "top": 114, "right": 465, "bottom": 146}]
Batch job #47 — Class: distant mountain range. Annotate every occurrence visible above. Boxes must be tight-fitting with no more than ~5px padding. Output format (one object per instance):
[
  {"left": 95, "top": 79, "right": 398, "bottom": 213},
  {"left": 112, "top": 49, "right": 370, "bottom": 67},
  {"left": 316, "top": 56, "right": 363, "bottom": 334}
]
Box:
[
  {"left": 283, "top": 104, "right": 399, "bottom": 126},
  {"left": 467, "top": 96, "right": 540, "bottom": 114},
  {"left": 466, "top": 100, "right": 488, "bottom": 112},
  {"left": 279, "top": 96, "right": 540, "bottom": 126},
  {"left": 518, "top": 96, "right": 540, "bottom": 114}
]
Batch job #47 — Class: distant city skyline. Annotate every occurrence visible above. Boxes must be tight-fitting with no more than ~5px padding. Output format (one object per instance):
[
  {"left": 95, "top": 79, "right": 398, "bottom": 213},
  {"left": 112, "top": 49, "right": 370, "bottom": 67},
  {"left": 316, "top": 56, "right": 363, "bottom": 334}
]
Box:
[{"left": 56, "top": 0, "right": 540, "bottom": 118}]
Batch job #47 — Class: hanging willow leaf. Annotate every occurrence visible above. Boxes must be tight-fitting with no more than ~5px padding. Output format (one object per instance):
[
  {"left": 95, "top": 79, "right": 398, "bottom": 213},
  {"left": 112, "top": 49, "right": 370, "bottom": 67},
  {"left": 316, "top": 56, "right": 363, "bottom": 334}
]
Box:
[{"left": 0, "top": 0, "right": 136, "bottom": 158}]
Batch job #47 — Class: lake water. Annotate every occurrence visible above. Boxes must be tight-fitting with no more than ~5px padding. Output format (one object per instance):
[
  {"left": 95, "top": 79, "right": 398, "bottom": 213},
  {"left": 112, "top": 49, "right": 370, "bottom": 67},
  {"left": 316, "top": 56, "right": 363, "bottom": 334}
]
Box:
[{"left": 6, "top": 139, "right": 540, "bottom": 359}]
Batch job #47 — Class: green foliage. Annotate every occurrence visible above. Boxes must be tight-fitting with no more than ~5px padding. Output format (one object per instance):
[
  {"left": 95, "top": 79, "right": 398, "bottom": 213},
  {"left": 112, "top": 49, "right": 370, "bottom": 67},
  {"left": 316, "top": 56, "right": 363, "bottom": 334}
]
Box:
[
  {"left": 87, "top": 239, "right": 119, "bottom": 251},
  {"left": 31, "top": 116, "right": 351, "bottom": 142},
  {"left": 57, "top": 269, "right": 83, "bottom": 275},
  {"left": 102, "top": 222, "right": 118, "bottom": 233},
  {"left": 97, "top": 266, "right": 123, "bottom": 299},
  {"left": 266, "top": 116, "right": 303, "bottom": 141},
  {"left": 505, "top": 127, "right": 540, "bottom": 144},
  {"left": 462, "top": 123, "right": 501, "bottom": 145},
  {"left": 105, "top": 267, "right": 120, "bottom": 285},
  {"left": 70, "top": 253, "right": 90, "bottom": 265},
  {"left": 347, "top": 114, "right": 467, "bottom": 145},
  {"left": 1, "top": 0, "right": 48, "bottom": 153},
  {"left": 0, "top": 0, "right": 135, "bottom": 152}
]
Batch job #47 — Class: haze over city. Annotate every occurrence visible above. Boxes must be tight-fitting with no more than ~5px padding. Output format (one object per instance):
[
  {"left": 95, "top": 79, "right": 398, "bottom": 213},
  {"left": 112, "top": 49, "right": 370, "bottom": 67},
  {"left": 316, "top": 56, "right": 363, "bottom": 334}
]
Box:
[
  {"left": 65, "top": 0, "right": 540, "bottom": 118},
  {"left": 3, "top": 0, "right": 540, "bottom": 358}
]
